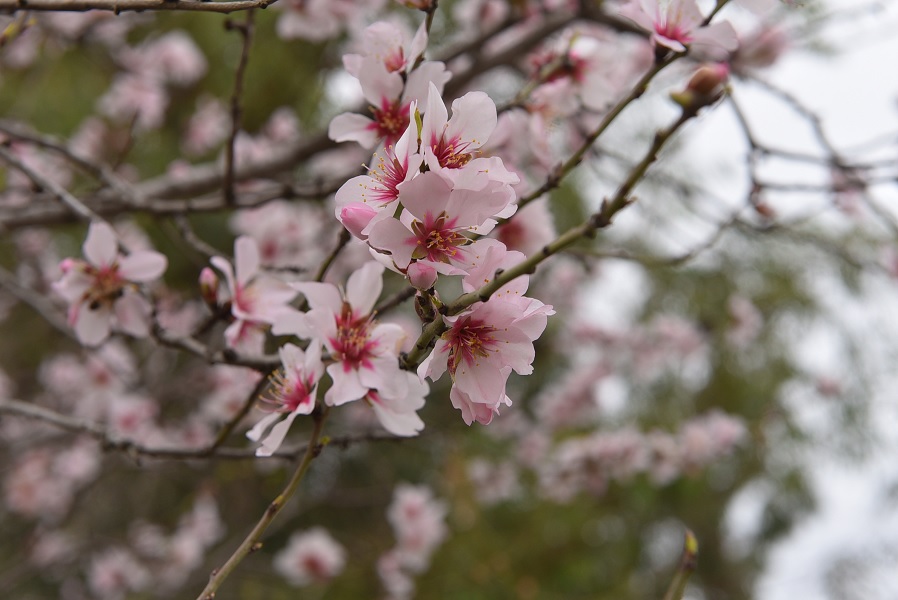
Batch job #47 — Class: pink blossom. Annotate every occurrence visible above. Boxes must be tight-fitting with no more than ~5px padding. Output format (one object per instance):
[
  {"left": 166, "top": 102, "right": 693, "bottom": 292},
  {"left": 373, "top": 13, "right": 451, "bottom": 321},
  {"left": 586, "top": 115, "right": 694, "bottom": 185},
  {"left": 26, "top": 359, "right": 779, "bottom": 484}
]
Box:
[
  {"left": 334, "top": 113, "right": 423, "bottom": 238},
  {"left": 329, "top": 61, "right": 450, "bottom": 149},
  {"left": 420, "top": 294, "right": 554, "bottom": 424},
  {"left": 367, "top": 172, "right": 514, "bottom": 275},
  {"left": 276, "top": 262, "right": 412, "bottom": 409},
  {"left": 53, "top": 222, "right": 167, "bottom": 346},
  {"left": 246, "top": 343, "right": 324, "bottom": 456},
  {"left": 386, "top": 483, "right": 448, "bottom": 572},
  {"left": 210, "top": 236, "right": 296, "bottom": 352},
  {"left": 343, "top": 20, "right": 428, "bottom": 77},
  {"left": 619, "top": 0, "right": 738, "bottom": 56},
  {"left": 183, "top": 96, "right": 229, "bottom": 156},
  {"left": 88, "top": 547, "right": 151, "bottom": 600},
  {"left": 274, "top": 528, "right": 346, "bottom": 586},
  {"left": 98, "top": 73, "right": 168, "bottom": 132}
]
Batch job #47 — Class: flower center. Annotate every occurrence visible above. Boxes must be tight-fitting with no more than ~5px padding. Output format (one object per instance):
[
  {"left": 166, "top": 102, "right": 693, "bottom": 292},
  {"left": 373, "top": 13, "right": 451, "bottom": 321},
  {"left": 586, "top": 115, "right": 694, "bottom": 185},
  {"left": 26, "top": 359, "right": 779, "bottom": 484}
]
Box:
[
  {"left": 411, "top": 213, "right": 468, "bottom": 263},
  {"left": 432, "top": 135, "right": 474, "bottom": 170},
  {"left": 85, "top": 264, "right": 125, "bottom": 309},
  {"left": 445, "top": 316, "right": 499, "bottom": 375},
  {"left": 370, "top": 99, "right": 410, "bottom": 146},
  {"left": 269, "top": 370, "right": 314, "bottom": 413},
  {"left": 331, "top": 304, "right": 377, "bottom": 370}
]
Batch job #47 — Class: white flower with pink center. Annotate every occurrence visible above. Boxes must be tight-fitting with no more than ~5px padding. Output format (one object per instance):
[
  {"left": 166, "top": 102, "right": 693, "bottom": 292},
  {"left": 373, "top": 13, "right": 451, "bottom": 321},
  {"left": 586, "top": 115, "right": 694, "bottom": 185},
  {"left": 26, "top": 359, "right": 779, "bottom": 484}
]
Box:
[
  {"left": 274, "top": 527, "right": 346, "bottom": 587},
  {"left": 419, "top": 294, "right": 555, "bottom": 424},
  {"left": 619, "top": 0, "right": 737, "bottom": 55},
  {"left": 210, "top": 236, "right": 296, "bottom": 352},
  {"left": 366, "top": 171, "right": 514, "bottom": 275},
  {"left": 246, "top": 343, "right": 324, "bottom": 456},
  {"left": 276, "top": 262, "right": 410, "bottom": 408},
  {"left": 343, "top": 20, "right": 428, "bottom": 77},
  {"left": 329, "top": 60, "right": 450, "bottom": 149},
  {"left": 334, "top": 112, "right": 423, "bottom": 239},
  {"left": 53, "top": 221, "right": 167, "bottom": 346}
]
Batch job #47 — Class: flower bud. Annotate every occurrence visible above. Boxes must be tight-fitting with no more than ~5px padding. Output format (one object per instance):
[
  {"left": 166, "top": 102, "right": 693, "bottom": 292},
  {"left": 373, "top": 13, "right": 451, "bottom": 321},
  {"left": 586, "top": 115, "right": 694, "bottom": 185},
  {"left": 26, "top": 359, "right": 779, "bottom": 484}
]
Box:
[
  {"left": 58, "top": 257, "right": 77, "bottom": 275},
  {"left": 339, "top": 203, "right": 378, "bottom": 240},
  {"left": 407, "top": 262, "right": 438, "bottom": 290},
  {"left": 671, "top": 63, "right": 729, "bottom": 111},
  {"left": 199, "top": 267, "right": 219, "bottom": 307}
]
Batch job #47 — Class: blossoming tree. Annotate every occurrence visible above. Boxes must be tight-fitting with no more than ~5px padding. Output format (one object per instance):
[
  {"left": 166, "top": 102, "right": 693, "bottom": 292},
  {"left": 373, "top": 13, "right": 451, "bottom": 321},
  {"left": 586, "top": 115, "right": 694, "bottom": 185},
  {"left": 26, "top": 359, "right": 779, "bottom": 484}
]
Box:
[{"left": 1, "top": 0, "right": 896, "bottom": 598}]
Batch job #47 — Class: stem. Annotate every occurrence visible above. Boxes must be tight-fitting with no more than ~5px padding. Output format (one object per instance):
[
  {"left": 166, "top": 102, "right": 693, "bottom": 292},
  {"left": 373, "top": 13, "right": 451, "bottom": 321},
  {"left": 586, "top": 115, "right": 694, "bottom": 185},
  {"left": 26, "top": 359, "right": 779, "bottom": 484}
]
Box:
[
  {"left": 662, "top": 529, "right": 699, "bottom": 600},
  {"left": 196, "top": 407, "right": 330, "bottom": 600}
]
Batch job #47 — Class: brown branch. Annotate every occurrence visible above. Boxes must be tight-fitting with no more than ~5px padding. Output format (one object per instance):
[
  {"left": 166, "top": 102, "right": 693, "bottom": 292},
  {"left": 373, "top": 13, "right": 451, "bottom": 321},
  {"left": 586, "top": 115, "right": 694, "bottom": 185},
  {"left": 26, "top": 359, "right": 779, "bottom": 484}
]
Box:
[
  {"left": 197, "top": 406, "right": 331, "bottom": 599},
  {"left": 0, "top": 397, "right": 410, "bottom": 461},
  {"left": 223, "top": 11, "right": 254, "bottom": 206},
  {"left": 0, "top": 0, "right": 279, "bottom": 14},
  {"left": 0, "top": 264, "right": 75, "bottom": 340}
]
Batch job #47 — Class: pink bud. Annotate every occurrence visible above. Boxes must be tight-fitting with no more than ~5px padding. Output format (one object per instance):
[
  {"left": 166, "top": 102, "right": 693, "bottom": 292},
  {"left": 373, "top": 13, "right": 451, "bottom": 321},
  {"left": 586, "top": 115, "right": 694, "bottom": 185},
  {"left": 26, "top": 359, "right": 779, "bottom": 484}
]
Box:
[
  {"left": 59, "top": 258, "right": 77, "bottom": 275},
  {"left": 407, "top": 262, "right": 438, "bottom": 290},
  {"left": 339, "top": 203, "right": 378, "bottom": 240},
  {"left": 199, "top": 267, "right": 219, "bottom": 307},
  {"left": 686, "top": 63, "right": 729, "bottom": 96}
]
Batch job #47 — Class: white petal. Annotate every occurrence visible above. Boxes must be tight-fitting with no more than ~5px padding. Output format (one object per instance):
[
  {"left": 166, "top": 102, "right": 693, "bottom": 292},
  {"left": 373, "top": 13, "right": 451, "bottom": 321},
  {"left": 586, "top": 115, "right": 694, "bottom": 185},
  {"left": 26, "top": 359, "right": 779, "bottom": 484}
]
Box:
[
  {"left": 345, "top": 262, "right": 384, "bottom": 315},
  {"left": 83, "top": 222, "right": 118, "bottom": 267},
  {"left": 119, "top": 251, "right": 167, "bottom": 282},
  {"left": 234, "top": 236, "right": 260, "bottom": 287},
  {"left": 75, "top": 303, "right": 112, "bottom": 346}
]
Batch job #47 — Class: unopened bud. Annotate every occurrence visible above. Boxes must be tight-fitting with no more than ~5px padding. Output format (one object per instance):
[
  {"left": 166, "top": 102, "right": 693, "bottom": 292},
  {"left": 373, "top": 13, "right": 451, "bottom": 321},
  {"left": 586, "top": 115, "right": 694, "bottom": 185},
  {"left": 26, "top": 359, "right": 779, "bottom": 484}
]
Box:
[
  {"left": 339, "top": 203, "right": 378, "bottom": 240},
  {"left": 671, "top": 63, "right": 730, "bottom": 111},
  {"left": 407, "top": 262, "right": 438, "bottom": 290},
  {"left": 59, "top": 257, "right": 77, "bottom": 275},
  {"left": 199, "top": 267, "right": 219, "bottom": 307}
]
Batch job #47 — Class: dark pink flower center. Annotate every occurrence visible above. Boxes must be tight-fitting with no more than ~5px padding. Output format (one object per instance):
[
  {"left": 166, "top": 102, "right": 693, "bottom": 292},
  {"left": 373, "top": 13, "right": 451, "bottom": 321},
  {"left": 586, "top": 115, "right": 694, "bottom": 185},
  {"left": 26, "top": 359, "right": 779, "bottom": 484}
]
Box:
[
  {"left": 655, "top": 21, "right": 692, "bottom": 44},
  {"left": 84, "top": 264, "right": 125, "bottom": 309},
  {"left": 430, "top": 134, "right": 474, "bottom": 169},
  {"left": 363, "top": 148, "right": 408, "bottom": 206},
  {"left": 410, "top": 213, "right": 469, "bottom": 263},
  {"left": 369, "top": 99, "right": 411, "bottom": 147},
  {"left": 445, "top": 316, "right": 499, "bottom": 375},
  {"left": 330, "top": 304, "right": 378, "bottom": 371},
  {"left": 269, "top": 371, "right": 314, "bottom": 413}
]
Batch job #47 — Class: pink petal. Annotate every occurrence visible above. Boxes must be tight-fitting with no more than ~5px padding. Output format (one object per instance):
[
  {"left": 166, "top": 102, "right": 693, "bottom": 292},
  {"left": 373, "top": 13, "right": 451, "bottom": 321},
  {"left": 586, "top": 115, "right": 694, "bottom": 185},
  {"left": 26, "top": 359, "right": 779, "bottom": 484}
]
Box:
[
  {"left": 75, "top": 303, "right": 112, "bottom": 346},
  {"left": 324, "top": 363, "right": 368, "bottom": 406},
  {"left": 345, "top": 262, "right": 384, "bottom": 315},
  {"left": 83, "top": 221, "right": 118, "bottom": 267},
  {"left": 114, "top": 293, "right": 151, "bottom": 338},
  {"left": 446, "top": 91, "right": 497, "bottom": 150},
  {"left": 421, "top": 82, "right": 448, "bottom": 147},
  {"left": 328, "top": 113, "right": 380, "bottom": 148},
  {"left": 234, "top": 236, "right": 260, "bottom": 287},
  {"left": 119, "top": 251, "right": 167, "bottom": 282}
]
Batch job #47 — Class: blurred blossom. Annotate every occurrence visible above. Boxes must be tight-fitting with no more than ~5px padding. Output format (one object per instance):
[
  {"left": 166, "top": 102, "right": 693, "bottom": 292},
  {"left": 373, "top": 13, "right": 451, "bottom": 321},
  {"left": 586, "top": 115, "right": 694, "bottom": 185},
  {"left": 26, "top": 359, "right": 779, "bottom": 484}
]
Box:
[
  {"left": 87, "top": 547, "right": 150, "bottom": 600},
  {"left": 274, "top": 528, "right": 347, "bottom": 586}
]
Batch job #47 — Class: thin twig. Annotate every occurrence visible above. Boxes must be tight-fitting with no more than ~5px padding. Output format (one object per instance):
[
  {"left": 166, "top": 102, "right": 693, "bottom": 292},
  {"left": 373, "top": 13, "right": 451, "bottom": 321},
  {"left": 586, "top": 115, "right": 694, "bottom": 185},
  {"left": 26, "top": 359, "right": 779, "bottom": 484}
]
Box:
[
  {"left": 0, "top": 144, "right": 101, "bottom": 223},
  {"left": 223, "top": 11, "right": 254, "bottom": 206},
  {"left": 0, "top": 264, "right": 75, "bottom": 340},
  {"left": 197, "top": 406, "right": 331, "bottom": 600},
  {"left": 0, "top": 0, "right": 279, "bottom": 13},
  {"left": 662, "top": 529, "right": 699, "bottom": 600}
]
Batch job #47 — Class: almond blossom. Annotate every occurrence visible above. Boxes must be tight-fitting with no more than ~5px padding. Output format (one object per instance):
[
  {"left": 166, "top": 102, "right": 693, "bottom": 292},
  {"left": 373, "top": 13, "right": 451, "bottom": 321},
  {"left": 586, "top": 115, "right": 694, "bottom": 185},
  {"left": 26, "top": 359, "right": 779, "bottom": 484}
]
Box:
[
  {"left": 274, "top": 262, "right": 427, "bottom": 434},
  {"left": 210, "top": 236, "right": 296, "bottom": 353},
  {"left": 367, "top": 171, "right": 514, "bottom": 276},
  {"left": 246, "top": 343, "right": 324, "bottom": 456},
  {"left": 53, "top": 221, "right": 167, "bottom": 346},
  {"left": 274, "top": 528, "right": 346, "bottom": 586},
  {"left": 419, "top": 294, "right": 555, "bottom": 424},
  {"left": 619, "top": 0, "right": 738, "bottom": 56},
  {"left": 329, "top": 55, "right": 449, "bottom": 149}
]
